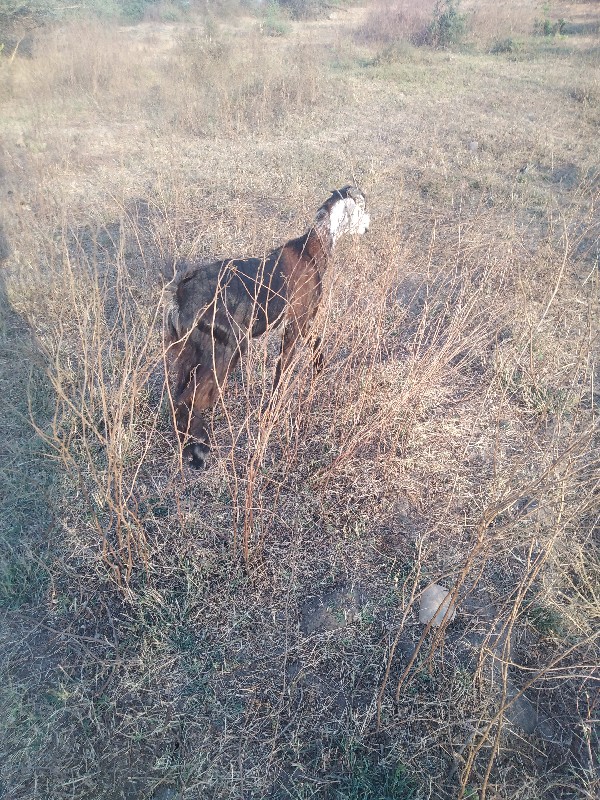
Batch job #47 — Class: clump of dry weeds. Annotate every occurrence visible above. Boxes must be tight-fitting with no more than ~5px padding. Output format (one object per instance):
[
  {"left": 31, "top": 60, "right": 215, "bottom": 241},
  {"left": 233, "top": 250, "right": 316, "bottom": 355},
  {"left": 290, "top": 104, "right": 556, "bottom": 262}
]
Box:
[{"left": 358, "top": 0, "right": 438, "bottom": 46}]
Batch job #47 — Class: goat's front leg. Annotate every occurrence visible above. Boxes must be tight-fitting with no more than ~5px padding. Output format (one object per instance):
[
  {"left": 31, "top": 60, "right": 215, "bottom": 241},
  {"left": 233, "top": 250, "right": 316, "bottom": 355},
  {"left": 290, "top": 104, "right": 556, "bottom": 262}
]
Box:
[
  {"left": 272, "top": 300, "right": 324, "bottom": 394},
  {"left": 272, "top": 320, "right": 301, "bottom": 394},
  {"left": 312, "top": 334, "right": 324, "bottom": 376}
]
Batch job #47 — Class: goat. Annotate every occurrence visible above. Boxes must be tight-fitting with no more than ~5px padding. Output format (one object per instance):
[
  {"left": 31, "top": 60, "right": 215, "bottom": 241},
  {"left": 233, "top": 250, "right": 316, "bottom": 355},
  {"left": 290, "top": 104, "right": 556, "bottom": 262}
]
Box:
[{"left": 164, "top": 186, "right": 370, "bottom": 468}]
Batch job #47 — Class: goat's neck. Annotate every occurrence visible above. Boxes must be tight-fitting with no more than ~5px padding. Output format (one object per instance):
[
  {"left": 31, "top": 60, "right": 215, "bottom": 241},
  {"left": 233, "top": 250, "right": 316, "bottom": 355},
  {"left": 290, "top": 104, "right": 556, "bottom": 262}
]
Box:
[{"left": 308, "top": 218, "right": 335, "bottom": 264}]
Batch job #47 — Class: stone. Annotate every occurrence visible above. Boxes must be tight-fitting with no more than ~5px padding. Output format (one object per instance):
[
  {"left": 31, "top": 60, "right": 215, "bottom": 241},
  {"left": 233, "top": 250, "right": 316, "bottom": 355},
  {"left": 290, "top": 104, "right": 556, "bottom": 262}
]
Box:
[{"left": 419, "top": 584, "right": 456, "bottom": 627}]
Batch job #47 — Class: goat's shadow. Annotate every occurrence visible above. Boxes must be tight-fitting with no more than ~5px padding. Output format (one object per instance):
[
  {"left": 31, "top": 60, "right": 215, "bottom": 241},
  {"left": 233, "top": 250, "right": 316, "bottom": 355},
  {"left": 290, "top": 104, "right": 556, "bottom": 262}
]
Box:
[
  {"left": 0, "top": 204, "right": 56, "bottom": 607},
  {"left": 0, "top": 202, "right": 175, "bottom": 800}
]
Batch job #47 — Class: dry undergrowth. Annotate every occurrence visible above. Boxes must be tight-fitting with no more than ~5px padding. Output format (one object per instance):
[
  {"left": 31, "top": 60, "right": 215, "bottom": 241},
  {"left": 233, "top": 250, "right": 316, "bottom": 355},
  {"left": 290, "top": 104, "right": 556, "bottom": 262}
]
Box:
[{"left": 0, "top": 2, "right": 599, "bottom": 799}]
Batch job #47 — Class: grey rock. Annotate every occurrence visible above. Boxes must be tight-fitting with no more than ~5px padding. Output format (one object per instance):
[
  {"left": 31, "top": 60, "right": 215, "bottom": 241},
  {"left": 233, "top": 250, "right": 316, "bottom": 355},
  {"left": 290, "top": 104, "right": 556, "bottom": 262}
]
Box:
[{"left": 419, "top": 584, "right": 456, "bottom": 627}]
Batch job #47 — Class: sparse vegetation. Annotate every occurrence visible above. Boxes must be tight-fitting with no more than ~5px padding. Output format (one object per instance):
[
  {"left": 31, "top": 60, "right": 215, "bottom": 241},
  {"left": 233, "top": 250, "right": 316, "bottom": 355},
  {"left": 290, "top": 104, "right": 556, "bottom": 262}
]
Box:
[
  {"left": 534, "top": 6, "right": 569, "bottom": 38},
  {"left": 1, "top": 2, "right": 599, "bottom": 799}
]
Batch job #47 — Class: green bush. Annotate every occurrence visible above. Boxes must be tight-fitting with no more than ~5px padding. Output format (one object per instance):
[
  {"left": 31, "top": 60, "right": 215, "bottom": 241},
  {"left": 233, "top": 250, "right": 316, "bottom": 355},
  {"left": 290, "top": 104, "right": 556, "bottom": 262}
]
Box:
[
  {"left": 82, "top": 0, "right": 128, "bottom": 19},
  {"left": 84, "top": 0, "right": 168, "bottom": 21},
  {"left": 534, "top": 15, "right": 568, "bottom": 37},
  {"left": 490, "top": 37, "right": 521, "bottom": 55},
  {"left": 260, "top": 0, "right": 290, "bottom": 37},
  {"left": 115, "top": 0, "right": 156, "bottom": 21},
  {"left": 426, "top": 0, "right": 466, "bottom": 48}
]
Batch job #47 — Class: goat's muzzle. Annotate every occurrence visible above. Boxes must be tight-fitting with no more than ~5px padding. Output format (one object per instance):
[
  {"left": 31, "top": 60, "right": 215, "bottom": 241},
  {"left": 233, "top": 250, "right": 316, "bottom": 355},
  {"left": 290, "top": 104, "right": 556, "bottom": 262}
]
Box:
[{"left": 183, "top": 440, "right": 211, "bottom": 470}]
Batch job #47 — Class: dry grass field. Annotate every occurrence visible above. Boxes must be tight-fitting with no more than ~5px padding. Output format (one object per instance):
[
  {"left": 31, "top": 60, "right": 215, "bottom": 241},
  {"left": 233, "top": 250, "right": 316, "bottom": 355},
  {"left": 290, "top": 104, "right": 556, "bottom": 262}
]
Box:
[{"left": 0, "top": 1, "right": 599, "bottom": 798}]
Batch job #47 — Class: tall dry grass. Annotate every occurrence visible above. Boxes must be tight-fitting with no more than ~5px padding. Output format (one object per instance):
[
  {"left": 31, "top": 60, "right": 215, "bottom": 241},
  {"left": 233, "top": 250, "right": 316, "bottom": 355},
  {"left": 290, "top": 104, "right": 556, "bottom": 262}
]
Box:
[
  {"left": 1, "top": 5, "right": 599, "bottom": 799},
  {"left": 4, "top": 159, "right": 599, "bottom": 799},
  {"left": 3, "top": 15, "right": 330, "bottom": 138},
  {"left": 468, "top": 0, "right": 540, "bottom": 44},
  {"left": 167, "top": 30, "right": 325, "bottom": 135}
]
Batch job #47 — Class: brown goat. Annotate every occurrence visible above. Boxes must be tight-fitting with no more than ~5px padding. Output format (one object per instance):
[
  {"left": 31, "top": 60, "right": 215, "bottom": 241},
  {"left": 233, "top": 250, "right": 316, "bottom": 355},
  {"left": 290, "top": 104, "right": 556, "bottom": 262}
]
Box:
[{"left": 164, "top": 186, "right": 370, "bottom": 468}]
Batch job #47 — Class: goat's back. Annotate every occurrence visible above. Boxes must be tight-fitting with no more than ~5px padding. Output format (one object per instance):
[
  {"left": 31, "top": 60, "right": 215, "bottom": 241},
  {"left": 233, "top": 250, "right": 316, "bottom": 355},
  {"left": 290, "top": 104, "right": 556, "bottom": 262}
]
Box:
[{"left": 168, "top": 253, "right": 288, "bottom": 341}]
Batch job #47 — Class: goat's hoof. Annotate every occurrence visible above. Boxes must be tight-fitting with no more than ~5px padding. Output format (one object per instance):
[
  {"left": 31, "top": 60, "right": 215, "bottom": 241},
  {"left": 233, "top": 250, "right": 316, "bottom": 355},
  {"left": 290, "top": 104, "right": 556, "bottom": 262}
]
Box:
[{"left": 183, "top": 441, "right": 210, "bottom": 470}]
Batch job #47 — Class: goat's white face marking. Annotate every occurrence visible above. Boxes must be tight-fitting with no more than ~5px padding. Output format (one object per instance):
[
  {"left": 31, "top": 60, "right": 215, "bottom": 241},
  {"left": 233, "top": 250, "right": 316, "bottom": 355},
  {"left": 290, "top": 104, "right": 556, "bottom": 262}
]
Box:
[{"left": 329, "top": 196, "right": 370, "bottom": 244}]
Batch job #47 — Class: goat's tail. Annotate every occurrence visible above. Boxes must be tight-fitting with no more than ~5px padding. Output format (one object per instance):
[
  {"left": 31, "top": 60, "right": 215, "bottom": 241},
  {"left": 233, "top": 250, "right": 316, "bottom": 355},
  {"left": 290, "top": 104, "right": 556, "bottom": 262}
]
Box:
[{"left": 162, "top": 282, "right": 181, "bottom": 341}]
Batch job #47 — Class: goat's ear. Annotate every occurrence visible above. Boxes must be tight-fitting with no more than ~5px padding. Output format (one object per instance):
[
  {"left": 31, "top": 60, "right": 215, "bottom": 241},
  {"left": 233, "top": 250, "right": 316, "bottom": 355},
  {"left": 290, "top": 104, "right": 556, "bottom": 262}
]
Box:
[
  {"left": 349, "top": 187, "right": 365, "bottom": 206},
  {"left": 163, "top": 256, "right": 178, "bottom": 281}
]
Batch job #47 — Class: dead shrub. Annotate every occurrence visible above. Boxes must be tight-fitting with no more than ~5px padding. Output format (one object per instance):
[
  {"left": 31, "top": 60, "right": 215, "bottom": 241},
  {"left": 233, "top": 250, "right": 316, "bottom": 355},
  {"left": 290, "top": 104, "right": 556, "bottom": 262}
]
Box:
[{"left": 357, "top": 0, "right": 436, "bottom": 46}]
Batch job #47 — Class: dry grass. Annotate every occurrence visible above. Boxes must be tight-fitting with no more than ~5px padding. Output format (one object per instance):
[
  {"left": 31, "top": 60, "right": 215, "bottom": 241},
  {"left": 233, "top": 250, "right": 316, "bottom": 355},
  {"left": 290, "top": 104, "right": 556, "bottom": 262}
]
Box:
[{"left": 1, "top": 2, "right": 599, "bottom": 799}]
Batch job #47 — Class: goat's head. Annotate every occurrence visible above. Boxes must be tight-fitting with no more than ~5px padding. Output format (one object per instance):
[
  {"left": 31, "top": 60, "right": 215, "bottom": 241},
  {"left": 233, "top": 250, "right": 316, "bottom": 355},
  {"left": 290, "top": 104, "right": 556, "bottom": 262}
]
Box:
[{"left": 316, "top": 186, "right": 370, "bottom": 246}]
